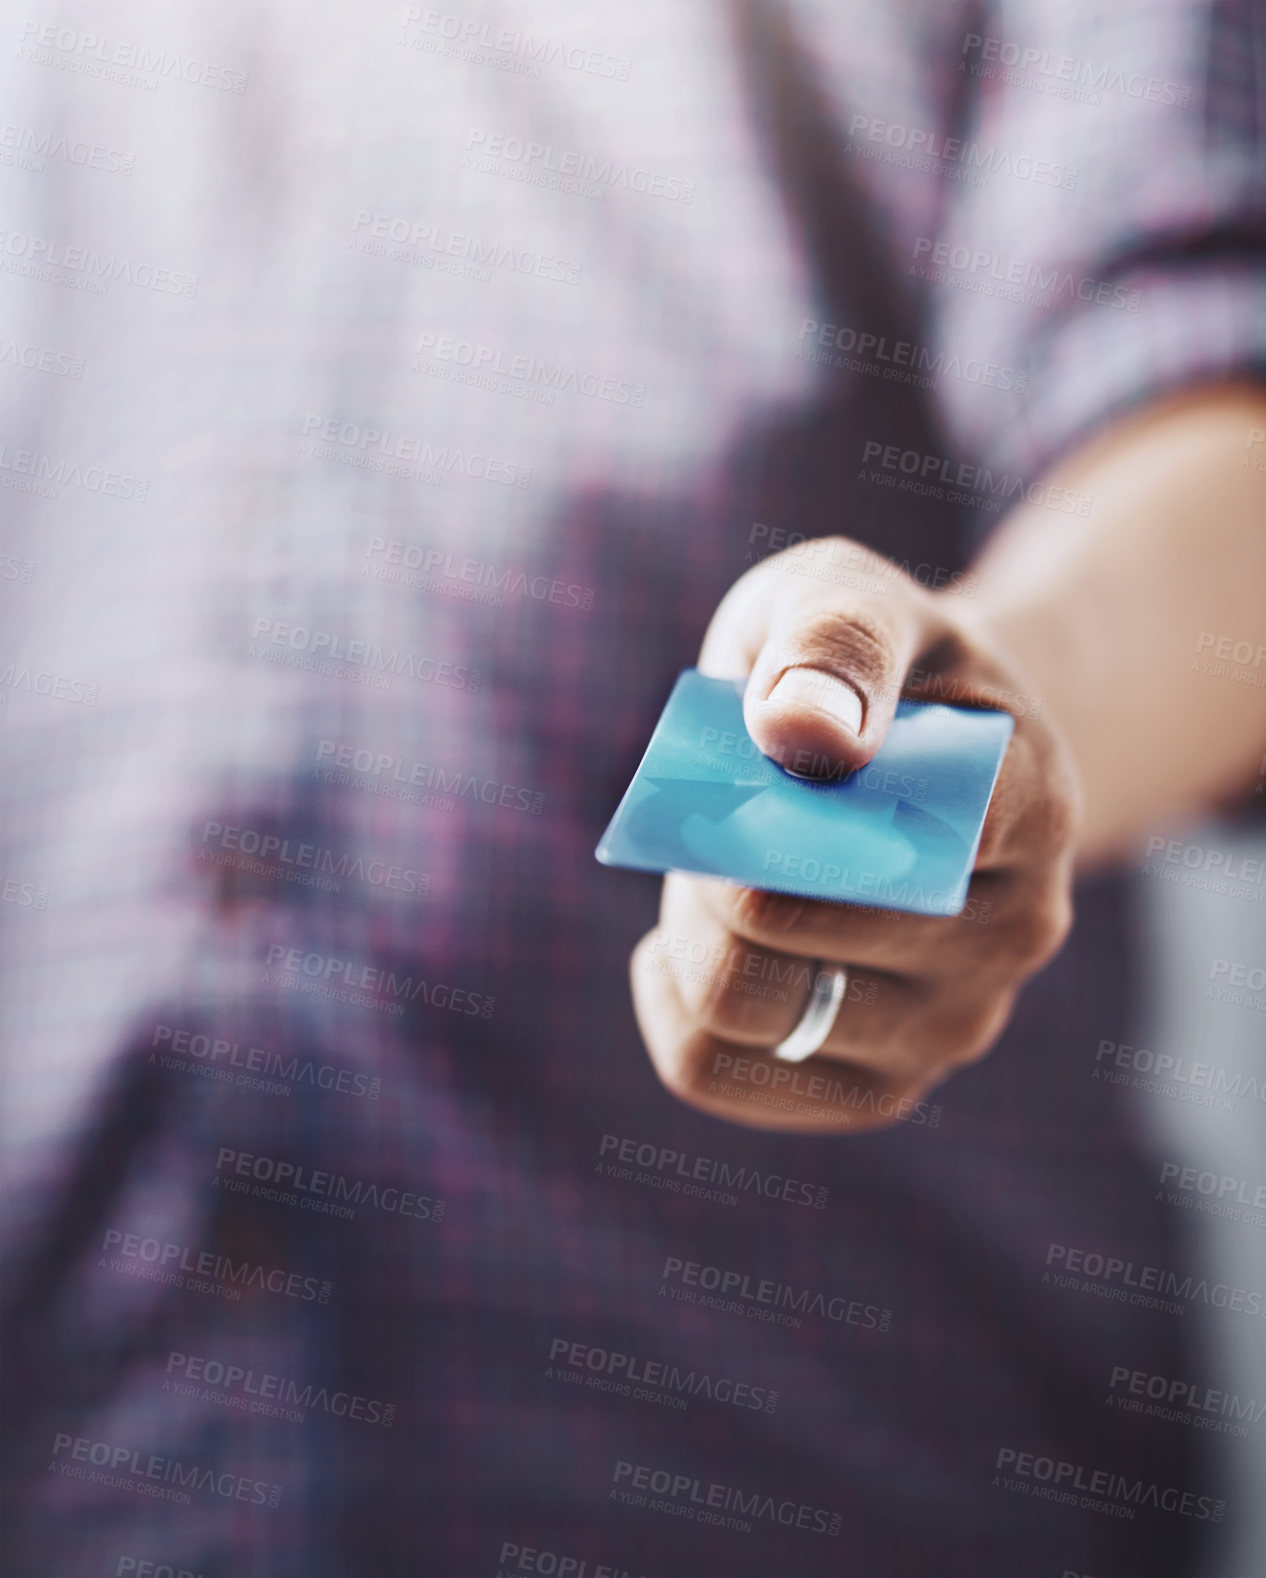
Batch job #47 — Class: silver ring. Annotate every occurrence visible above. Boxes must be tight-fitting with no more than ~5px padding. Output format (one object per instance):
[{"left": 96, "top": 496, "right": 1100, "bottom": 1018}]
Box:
[{"left": 775, "top": 963, "right": 847, "bottom": 1063}]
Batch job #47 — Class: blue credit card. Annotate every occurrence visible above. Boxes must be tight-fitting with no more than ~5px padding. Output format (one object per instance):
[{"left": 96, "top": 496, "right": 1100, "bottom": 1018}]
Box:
[{"left": 595, "top": 669, "right": 1013, "bottom": 916}]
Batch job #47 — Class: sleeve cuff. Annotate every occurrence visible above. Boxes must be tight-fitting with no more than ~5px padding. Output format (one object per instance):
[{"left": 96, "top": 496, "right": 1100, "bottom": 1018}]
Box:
[{"left": 986, "top": 261, "right": 1266, "bottom": 479}]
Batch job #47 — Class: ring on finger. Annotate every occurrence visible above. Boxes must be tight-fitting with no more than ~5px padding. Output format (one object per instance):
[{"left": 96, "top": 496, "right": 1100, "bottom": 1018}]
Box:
[{"left": 775, "top": 963, "right": 848, "bottom": 1063}]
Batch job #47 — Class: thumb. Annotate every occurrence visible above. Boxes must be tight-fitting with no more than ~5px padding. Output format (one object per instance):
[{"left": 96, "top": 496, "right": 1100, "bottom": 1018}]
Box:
[{"left": 741, "top": 596, "right": 923, "bottom": 780}]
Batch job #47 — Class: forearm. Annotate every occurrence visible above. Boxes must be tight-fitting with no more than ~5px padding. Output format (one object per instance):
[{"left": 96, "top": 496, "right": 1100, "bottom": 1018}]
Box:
[{"left": 964, "top": 382, "right": 1266, "bottom": 865}]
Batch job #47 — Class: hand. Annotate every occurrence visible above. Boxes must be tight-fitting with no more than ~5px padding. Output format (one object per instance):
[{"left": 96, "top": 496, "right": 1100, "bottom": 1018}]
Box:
[{"left": 629, "top": 538, "right": 1079, "bottom": 1133}]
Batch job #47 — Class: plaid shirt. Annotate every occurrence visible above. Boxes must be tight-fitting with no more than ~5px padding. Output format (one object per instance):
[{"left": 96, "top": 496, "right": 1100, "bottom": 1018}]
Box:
[{"left": 2, "top": 2, "right": 1263, "bottom": 1574}]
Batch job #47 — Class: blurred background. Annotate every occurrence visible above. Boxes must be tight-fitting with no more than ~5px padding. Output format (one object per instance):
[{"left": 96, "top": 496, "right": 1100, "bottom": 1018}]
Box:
[{"left": 1, "top": 3, "right": 1263, "bottom": 1575}]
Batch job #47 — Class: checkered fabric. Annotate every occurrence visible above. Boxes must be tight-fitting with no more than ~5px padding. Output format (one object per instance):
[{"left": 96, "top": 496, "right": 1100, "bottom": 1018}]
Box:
[{"left": 2, "top": 2, "right": 1263, "bottom": 1574}]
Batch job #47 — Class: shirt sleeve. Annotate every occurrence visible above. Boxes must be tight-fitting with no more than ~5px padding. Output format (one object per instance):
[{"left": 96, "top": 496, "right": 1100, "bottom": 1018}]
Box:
[{"left": 920, "top": 0, "right": 1266, "bottom": 480}]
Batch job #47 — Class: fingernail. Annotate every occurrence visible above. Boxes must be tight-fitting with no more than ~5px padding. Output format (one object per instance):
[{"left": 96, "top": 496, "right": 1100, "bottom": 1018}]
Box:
[{"left": 767, "top": 667, "right": 864, "bottom": 736}]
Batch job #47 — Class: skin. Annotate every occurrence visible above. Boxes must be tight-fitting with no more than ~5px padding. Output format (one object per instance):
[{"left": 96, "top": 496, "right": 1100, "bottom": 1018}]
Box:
[{"left": 630, "top": 382, "right": 1266, "bottom": 1133}]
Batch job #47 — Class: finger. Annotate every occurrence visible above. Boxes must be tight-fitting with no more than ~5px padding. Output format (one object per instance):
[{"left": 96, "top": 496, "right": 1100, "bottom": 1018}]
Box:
[
  {"left": 818, "top": 978, "right": 1016, "bottom": 1086},
  {"left": 687, "top": 871, "right": 996, "bottom": 976},
  {"left": 635, "top": 920, "right": 1008, "bottom": 1103},
  {"left": 653, "top": 873, "right": 807, "bottom": 1046},
  {"left": 743, "top": 611, "right": 916, "bottom": 779},
  {"left": 898, "top": 626, "right": 1080, "bottom": 873},
  {"left": 973, "top": 718, "right": 1080, "bottom": 874},
  {"left": 655, "top": 875, "right": 915, "bottom": 1050},
  {"left": 696, "top": 541, "right": 933, "bottom": 778},
  {"left": 630, "top": 931, "right": 924, "bottom": 1134},
  {"left": 691, "top": 867, "right": 1070, "bottom": 991}
]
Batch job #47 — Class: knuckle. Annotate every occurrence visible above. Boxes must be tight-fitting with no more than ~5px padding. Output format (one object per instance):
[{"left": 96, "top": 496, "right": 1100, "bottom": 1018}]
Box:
[
  {"left": 975, "top": 728, "right": 1080, "bottom": 868},
  {"left": 789, "top": 610, "right": 896, "bottom": 698},
  {"left": 640, "top": 1024, "right": 695, "bottom": 1102},
  {"left": 1033, "top": 777, "right": 1078, "bottom": 853},
  {"left": 975, "top": 804, "right": 1011, "bottom": 866},
  {"left": 724, "top": 884, "right": 805, "bottom": 942},
  {"left": 939, "top": 995, "right": 1013, "bottom": 1069},
  {"left": 655, "top": 1057, "right": 698, "bottom": 1105},
  {"left": 683, "top": 962, "right": 751, "bottom": 1039},
  {"left": 1003, "top": 905, "right": 1046, "bottom": 969},
  {"left": 1009, "top": 889, "right": 1072, "bottom": 972},
  {"left": 1045, "top": 888, "right": 1075, "bottom": 958},
  {"left": 654, "top": 1035, "right": 715, "bottom": 1108}
]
